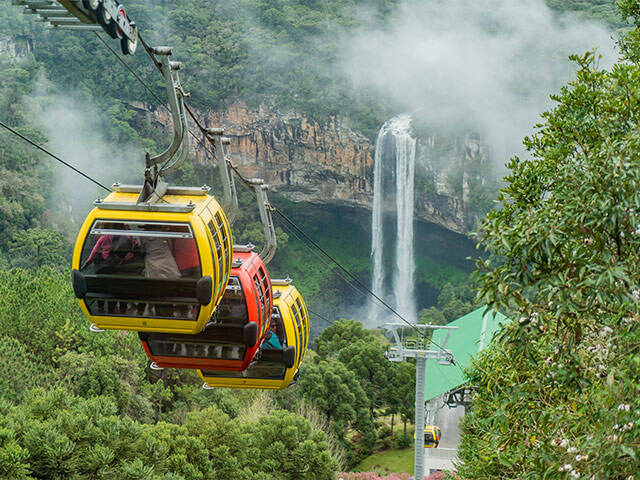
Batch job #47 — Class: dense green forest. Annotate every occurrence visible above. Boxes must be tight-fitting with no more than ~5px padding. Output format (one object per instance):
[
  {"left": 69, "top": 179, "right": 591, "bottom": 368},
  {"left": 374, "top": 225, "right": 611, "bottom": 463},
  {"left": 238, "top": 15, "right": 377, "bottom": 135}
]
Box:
[
  {"left": 0, "top": 266, "right": 437, "bottom": 477},
  {"left": 0, "top": 0, "right": 635, "bottom": 478}
]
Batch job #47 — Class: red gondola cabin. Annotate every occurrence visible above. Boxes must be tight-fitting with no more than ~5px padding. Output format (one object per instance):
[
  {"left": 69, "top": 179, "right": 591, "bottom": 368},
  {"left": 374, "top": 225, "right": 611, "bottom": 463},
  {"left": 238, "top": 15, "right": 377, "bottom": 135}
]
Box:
[{"left": 139, "top": 246, "right": 273, "bottom": 371}]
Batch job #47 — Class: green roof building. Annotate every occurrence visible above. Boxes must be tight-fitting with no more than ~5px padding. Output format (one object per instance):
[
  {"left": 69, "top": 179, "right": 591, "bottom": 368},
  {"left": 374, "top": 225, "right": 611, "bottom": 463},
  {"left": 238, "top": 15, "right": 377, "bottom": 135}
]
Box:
[{"left": 425, "top": 307, "right": 510, "bottom": 401}]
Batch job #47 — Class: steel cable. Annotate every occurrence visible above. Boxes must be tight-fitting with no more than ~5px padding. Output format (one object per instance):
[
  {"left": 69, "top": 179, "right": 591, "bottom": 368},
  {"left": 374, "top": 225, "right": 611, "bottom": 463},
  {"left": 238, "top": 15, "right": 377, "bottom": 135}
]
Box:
[{"left": 0, "top": 120, "right": 112, "bottom": 193}]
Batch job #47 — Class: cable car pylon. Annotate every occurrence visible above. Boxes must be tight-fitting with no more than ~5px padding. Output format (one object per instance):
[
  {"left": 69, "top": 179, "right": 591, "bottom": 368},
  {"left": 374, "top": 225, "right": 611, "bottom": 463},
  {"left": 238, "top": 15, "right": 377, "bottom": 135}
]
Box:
[{"left": 385, "top": 322, "right": 458, "bottom": 479}]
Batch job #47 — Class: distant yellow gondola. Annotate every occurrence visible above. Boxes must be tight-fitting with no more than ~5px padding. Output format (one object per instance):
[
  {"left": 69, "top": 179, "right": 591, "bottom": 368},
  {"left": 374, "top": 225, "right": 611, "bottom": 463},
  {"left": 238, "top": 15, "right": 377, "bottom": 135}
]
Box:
[
  {"left": 72, "top": 184, "right": 232, "bottom": 334},
  {"left": 198, "top": 279, "right": 309, "bottom": 389},
  {"left": 422, "top": 425, "right": 441, "bottom": 448}
]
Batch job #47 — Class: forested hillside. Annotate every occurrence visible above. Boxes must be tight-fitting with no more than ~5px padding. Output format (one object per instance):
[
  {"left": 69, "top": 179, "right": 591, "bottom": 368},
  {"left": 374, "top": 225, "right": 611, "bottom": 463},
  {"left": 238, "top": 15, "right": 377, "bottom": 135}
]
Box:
[{"left": 0, "top": 0, "right": 632, "bottom": 479}]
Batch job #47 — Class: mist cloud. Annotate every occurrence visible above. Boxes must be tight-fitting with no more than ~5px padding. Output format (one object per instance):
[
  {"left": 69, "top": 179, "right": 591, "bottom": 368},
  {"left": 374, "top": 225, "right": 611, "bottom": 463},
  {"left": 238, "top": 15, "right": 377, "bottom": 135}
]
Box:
[
  {"left": 27, "top": 78, "right": 142, "bottom": 231},
  {"left": 340, "top": 0, "right": 617, "bottom": 163}
]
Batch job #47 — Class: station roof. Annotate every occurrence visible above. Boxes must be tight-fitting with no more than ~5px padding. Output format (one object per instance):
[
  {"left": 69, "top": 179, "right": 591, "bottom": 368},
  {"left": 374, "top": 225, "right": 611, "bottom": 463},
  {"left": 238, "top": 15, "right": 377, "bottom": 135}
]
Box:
[{"left": 425, "top": 307, "right": 510, "bottom": 401}]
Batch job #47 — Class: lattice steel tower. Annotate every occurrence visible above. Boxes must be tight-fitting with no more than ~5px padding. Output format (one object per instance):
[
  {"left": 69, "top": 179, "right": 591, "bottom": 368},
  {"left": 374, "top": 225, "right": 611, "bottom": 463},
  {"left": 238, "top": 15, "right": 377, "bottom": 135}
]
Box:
[{"left": 385, "top": 323, "right": 457, "bottom": 480}]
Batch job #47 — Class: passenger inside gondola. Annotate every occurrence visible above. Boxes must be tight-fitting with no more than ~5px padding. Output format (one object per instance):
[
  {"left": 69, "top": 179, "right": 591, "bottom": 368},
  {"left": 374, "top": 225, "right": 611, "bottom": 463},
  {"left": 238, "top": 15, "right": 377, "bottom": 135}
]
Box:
[
  {"left": 210, "top": 277, "right": 248, "bottom": 324},
  {"left": 79, "top": 221, "right": 203, "bottom": 319},
  {"left": 201, "top": 308, "right": 289, "bottom": 379},
  {"left": 262, "top": 312, "right": 284, "bottom": 350},
  {"left": 172, "top": 237, "right": 200, "bottom": 277}
]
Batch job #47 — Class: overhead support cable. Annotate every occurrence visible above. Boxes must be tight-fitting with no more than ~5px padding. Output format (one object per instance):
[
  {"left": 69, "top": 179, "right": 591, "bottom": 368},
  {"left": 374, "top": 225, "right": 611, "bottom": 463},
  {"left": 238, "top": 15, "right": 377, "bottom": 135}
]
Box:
[{"left": 0, "top": 119, "right": 112, "bottom": 193}]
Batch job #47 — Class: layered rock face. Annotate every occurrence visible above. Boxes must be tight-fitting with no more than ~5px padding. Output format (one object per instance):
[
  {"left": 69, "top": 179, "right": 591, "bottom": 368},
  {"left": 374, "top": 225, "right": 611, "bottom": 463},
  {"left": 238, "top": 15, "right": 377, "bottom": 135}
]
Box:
[
  {"left": 414, "top": 132, "right": 494, "bottom": 233},
  {"left": 0, "top": 34, "right": 34, "bottom": 59},
  {"left": 205, "top": 102, "right": 374, "bottom": 207},
  {"left": 137, "top": 101, "right": 493, "bottom": 233}
]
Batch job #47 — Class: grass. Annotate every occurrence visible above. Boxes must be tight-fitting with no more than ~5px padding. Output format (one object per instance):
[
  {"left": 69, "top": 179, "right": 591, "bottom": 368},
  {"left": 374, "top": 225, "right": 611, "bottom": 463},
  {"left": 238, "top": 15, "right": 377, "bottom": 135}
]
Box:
[{"left": 356, "top": 448, "right": 414, "bottom": 475}]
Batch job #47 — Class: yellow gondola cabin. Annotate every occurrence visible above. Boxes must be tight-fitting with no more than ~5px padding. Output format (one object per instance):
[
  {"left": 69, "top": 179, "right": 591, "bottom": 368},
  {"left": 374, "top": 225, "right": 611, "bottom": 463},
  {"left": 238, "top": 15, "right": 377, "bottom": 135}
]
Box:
[
  {"left": 198, "top": 279, "right": 309, "bottom": 390},
  {"left": 72, "top": 184, "right": 232, "bottom": 334}
]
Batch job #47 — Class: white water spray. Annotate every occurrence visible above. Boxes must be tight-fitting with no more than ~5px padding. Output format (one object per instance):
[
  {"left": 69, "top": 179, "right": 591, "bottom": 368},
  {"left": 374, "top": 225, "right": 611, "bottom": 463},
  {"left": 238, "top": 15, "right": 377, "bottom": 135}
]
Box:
[
  {"left": 370, "top": 126, "right": 386, "bottom": 318},
  {"left": 370, "top": 114, "right": 417, "bottom": 323}
]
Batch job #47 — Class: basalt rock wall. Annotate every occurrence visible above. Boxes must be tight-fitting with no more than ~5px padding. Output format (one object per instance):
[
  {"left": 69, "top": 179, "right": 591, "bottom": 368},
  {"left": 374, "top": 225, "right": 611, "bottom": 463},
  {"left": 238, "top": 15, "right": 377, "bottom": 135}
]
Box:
[{"left": 134, "top": 101, "right": 490, "bottom": 234}]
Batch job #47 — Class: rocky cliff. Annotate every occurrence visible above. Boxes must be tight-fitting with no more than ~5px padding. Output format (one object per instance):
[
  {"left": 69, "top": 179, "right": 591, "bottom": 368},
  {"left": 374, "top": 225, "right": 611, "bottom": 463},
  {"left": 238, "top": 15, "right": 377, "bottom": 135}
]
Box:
[
  {"left": 136, "top": 101, "right": 494, "bottom": 234},
  {"left": 0, "top": 34, "right": 34, "bottom": 59},
  {"left": 414, "top": 132, "right": 496, "bottom": 233}
]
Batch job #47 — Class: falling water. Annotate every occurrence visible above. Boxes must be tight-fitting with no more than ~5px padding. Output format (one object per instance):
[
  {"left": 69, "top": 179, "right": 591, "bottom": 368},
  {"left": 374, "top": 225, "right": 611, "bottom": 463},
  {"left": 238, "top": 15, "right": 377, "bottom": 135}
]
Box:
[
  {"left": 370, "top": 114, "right": 417, "bottom": 323},
  {"left": 369, "top": 126, "right": 386, "bottom": 320}
]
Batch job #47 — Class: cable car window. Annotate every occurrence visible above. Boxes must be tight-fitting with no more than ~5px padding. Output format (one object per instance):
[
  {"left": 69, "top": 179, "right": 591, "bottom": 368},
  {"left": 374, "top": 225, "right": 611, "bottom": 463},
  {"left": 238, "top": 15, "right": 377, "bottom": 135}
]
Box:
[
  {"left": 147, "top": 338, "right": 245, "bottom": 360},
  {"left": 258, "top": 267, "right": 271, "bottom": 323},
  {"left": 212, "top": 277, "right": 248, "bottom": 324},
  {"left": 295, "top": 297, "right": 308, "bottom": 350},
  {"left": 253, "top": 275, "right": 267, "bottom": 328},
  {"left": 219, "top": 215, "right": 232, "bottom": 284},
  {"left": 79, "top": 220, "right": 202, "bottom": 320},
  {"left": 271, "top": 306, "right": 286, "bottom": 346},
  {"left": 207, "top": 219, "right": 225, "bottom": 295},
  {"left": 292, "top": 302, "right": 305, "bottom": 355},
  {"left": 202, "top": 360, "right": 286, "bottom": 380},
  {"left": 202, "top": 221, "right": 218, "bottom": 290},
  {"left": 214, "top": 212, "right": 231, "bottom": 282},
  {"left": 216, "top": 212, "right": 232, "bottom": 278},
  {"left": 288, "top": 305, "right": 300, "bottom": 364}
]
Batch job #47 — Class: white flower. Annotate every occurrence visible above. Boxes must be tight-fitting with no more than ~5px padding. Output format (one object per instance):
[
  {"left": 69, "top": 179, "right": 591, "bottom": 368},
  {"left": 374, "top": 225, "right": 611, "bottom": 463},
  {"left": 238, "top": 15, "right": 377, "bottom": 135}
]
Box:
[
  {"left": 600, "top": 326, "right": 614, "bottom": 337},
  {"left": 614, "top": 424, "right": 619, "bottom": 430},
  {"left": 559, "top": 463, "right": 573, "bottom": 472},
  {"left": 567, "top": 446, "right": 577, "bottom": 453},
  {"left": 560, "top": 438, "right": 569, "bottom": 448},
  {"left": 617, "top": 403, "right": 631, "bottom": 412},
  {"left": 570, "top": 470, "right": 580, "bottom": 479}
]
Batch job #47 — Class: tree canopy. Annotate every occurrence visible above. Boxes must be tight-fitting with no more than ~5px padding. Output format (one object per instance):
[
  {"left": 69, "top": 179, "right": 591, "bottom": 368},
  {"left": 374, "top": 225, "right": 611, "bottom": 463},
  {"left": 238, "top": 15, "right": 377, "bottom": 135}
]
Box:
[{"left": 456, "top": 3, "right": 640, "bottom": 477}]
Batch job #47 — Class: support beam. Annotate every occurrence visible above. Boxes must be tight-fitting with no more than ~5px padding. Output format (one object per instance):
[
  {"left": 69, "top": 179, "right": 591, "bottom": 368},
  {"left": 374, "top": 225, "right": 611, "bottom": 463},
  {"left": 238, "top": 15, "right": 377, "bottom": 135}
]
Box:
[{"left": 415, "top": 357, "right": 426, "bottom": 480}]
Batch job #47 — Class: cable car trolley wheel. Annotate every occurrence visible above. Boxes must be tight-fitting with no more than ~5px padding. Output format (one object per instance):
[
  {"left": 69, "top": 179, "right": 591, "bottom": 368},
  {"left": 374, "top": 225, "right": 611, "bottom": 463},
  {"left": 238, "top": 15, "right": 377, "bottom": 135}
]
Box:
[
  {"left": 82, "top": 0, "right": 101, "bottom": 12},
  {"left": 97, "top": 1, "right": 117, "bottom": 38},
  {"left": 71, "top": 184, "right": 233, "bottom": 335},
  {"left": 198, "top": 280, "right": 310, "bottom": 390}
]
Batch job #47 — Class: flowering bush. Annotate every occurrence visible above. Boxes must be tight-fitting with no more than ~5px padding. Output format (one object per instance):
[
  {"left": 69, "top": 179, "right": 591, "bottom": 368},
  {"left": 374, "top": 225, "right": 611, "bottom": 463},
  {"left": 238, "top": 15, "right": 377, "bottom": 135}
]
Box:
[
  {"left": 456, "top": 5, "right": 640, "bottom": 478},
  {"left": 338, "top": 472, "right": 411, "bottom": 480}
]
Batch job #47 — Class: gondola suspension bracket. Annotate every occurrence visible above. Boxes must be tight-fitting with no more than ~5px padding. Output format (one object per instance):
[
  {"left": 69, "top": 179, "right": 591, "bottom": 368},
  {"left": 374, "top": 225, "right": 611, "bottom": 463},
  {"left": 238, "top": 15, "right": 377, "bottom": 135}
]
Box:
[{"left": 13, "top": 0, "right": 139, "bottom": 55}]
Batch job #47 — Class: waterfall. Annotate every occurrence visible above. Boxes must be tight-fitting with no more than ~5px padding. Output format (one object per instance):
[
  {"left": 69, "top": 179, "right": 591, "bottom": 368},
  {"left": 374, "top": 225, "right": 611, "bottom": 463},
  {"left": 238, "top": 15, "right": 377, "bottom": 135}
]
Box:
[
  {"left": 370, "top": 114, "right": 417, "bottom": 323},
  {"left": 369, "top": 126, "right": 386, "bottom": 320}
]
